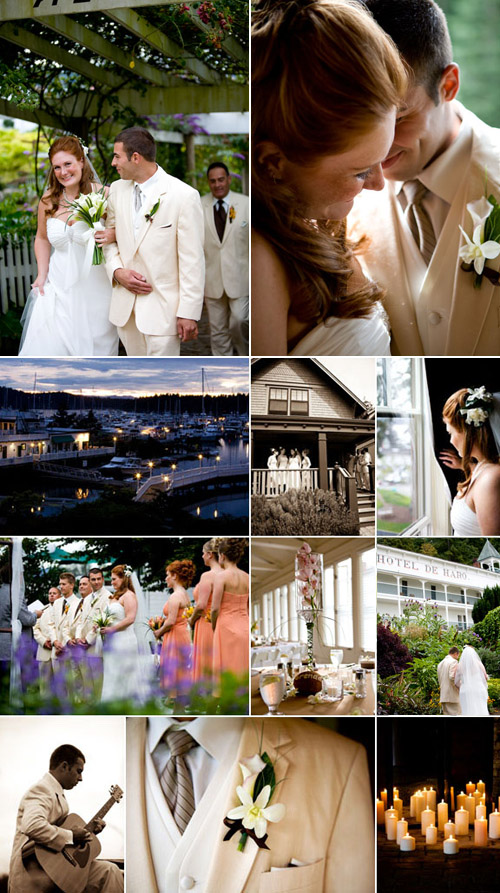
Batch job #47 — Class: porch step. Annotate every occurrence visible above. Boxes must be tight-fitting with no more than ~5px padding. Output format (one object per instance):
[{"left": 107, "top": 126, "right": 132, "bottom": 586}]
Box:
[{"left": 356, "top": 490, "right": 375, "bottom": 528}]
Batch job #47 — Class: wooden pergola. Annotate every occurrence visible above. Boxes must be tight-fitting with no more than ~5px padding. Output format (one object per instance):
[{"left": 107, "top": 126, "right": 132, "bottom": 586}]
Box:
[{"left": 0, "top": 0, "right": 248, "bottom": 136}]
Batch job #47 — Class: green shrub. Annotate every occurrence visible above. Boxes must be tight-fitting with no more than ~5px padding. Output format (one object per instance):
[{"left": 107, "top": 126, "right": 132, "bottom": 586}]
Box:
[
  {"left": 487, "top": 678, "right": 500, "bottom": 709},
  {"left": 251, "top": 489, "right": 359, "bottom": 535},
  {"left": 377, "top": 674, "right": 441, "bottom": 715}
]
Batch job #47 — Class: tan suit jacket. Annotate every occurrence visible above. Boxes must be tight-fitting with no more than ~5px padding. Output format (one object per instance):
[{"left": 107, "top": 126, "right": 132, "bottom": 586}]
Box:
[
  {"left": 8, "top": 772, "right": 73, "bottom": 893},
  {"left": 75, "top": 588, "right": 111, "bottom": 647},
  {"left": 438, "top": 655, "right": 460, "bottom": 704},
  {"left": 51, "top": 593, "right": 79, "bottom": 658},
  {"left": 33, "top": 604, "right": 55, "bottom": 663},
  {"left": 201, "top": 191, "right": 249, "bottom": 299},
  {"left": 104, "top": 168, "right": 205, "bottom": 336},
  {"left": 126, "top": 718, "right": 374, "bottom": 893},
  {"left": 349, "top": 104, "right": 500, "bottom": 355}
]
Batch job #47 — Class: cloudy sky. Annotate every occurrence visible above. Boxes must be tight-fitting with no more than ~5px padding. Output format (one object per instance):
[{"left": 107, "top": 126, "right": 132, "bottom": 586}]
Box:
[{"left": 0, "top": 358, "right": 249, "bottom": 397}]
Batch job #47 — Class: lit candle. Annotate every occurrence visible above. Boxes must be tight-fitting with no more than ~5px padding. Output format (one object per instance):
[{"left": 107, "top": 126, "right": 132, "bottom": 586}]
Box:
[
  {"left": 443, "top": 836, "right": 459, "bottom": 855},
  {"left": 466, "top": 782, "right": 475, "bottom": 795},
  {"left": 474, "top": 790, "right": 482, "bottom": 807},
  {"left": 476, "top": 804, "right": 487, "bottom": 820},
  {"left": 415, "top": 791, "right": 425, "bottom": 821},
  {"left": 444, "top": 821, "right": 456, "bottom": 840},
  {"left": 437, "top": 800, "right": 448, "bottom": 831},
  {"left": 386, "top": 809, "right": 398, "bottom": 841},
  {"left": 457, "top": 791, "right": 466, "bottom": 810},
  {"left": 394, "top": 795, "right": 403, "bottom": 820},
  {"left": 410, "top": 792, "right": 417, "bottom": 817},
  {"left": 455, "top": 807, "right": 469, "bottom": 836},
  {"left": 421, "top": 807, "right": 435, "bottom": 836},
  {"left": 377, "top": 799, "right": 385, "bottom": 825},
  {"left": 400, "top": 833, "right": 416, "bottom": 852},
  {"left": 474, "top": 817, "right": 488, "bottom": 847},
  {"left": 477, "top": 780, "right": 485, "bottom": 795},
  {"left": 426, "top": 824, "right": 438, "bottom": 845},
  {"left": 393, "top": 786, "right": 399, "bottom": 801},
  {"left": 381, "top": 789, "right": 388, "bottom": 810},
  {"left": 489, "top": 810, "right": 500, "bottom": 840},
  {"left": 465, "top": 795, "right": 475, "bottom": 825},
  {"left": 426, "top": 788, "right": 436, "bottom": 812},
  {"left": 450, "top": 786, "right": 455, "bottom": 812},
  {"left": 397, "top": 819, "right": 408, "bottom": 845}
]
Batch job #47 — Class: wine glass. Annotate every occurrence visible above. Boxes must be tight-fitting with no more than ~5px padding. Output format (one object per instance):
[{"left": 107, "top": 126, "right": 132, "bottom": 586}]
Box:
[
  {"left": 259, "top": 668, "right": 286, "bottom": 716},
  {"left": 330, "top": 648, "right": 343, "bottom": 670}
]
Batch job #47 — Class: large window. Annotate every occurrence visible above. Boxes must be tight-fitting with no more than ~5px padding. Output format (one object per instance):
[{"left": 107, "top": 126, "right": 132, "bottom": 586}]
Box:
[
  {"left": 268, "top": 387, "right": 309, "bottom": 415},
  {"left": 360, "top": 548, "right": 376, "bottom": 651},
  {"left": 377, "top": 358, "right": 429, "bottom": 535},
  {"left": 268, "top": 388, "right": 288, "bottom": 414},
  {"left": 290, "top": 388, "right": 309, "bottom": 415}
]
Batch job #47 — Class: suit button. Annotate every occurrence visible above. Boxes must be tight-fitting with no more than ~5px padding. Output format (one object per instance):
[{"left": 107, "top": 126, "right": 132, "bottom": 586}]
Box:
[
  {"left": 428, "top": 311, "right": 442, "bottom": 325},
  {"left": 180, "top": 878, "right": 195, "bottom": 890}
]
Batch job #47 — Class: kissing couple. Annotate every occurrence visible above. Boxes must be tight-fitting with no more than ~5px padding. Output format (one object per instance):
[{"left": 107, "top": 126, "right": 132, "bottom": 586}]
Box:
[
  {"left": 19, "top": 126, "right": 204, "bottom": 358},
  {"left": 438, "top": 645, "right": 489, "bottom": 716}
]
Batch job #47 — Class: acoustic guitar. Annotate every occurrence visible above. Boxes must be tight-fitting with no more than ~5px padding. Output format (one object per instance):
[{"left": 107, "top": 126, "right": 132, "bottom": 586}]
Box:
[{"left": 22, "top": 784, "right": 123, "bottom": 893}]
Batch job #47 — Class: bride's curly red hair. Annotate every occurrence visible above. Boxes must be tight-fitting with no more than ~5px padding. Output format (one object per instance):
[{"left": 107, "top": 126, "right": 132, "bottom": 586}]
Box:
[{"left": 443, "top": 388, "right": 500, "bottom": 494}]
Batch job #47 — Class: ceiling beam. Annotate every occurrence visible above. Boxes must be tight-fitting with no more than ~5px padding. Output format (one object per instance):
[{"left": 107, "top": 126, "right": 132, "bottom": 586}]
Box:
[
  {"left": 0, "top": 0, "right": 196, "bottom": 20},
  {"left": 0, "top": 98, "right": 62, "bottom": 129},
  {"left": 56, "top": 83, "right": 248, "bottom": 117},
  {"left": 37, "top": 13, "right": 177, "bottom": 87},
  {"left": 106, "top": 8, "right": 221, "bottom": 85},
  {"left": 0, "top": 21, "right": 122, "bottom": 89}
]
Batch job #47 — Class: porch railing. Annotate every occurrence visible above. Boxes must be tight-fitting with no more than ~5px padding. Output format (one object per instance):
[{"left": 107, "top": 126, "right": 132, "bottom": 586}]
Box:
[{"left": 0, "top": 237, "right": 37, "bottom": 312}]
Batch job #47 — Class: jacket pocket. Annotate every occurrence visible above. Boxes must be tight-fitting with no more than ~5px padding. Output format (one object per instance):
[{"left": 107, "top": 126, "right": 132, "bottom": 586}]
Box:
[{"left": 258, "top": 858, "right": 324, "bottom": 892}]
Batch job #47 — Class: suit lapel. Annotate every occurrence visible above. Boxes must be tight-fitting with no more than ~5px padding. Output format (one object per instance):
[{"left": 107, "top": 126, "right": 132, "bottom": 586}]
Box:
[{"left": 221, "top": 192, "right": 235, "bottom": 245}]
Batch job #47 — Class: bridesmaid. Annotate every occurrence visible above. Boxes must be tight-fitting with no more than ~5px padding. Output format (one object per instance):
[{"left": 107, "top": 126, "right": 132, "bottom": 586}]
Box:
[
  {"left": 212, "top": 538, "right": 249, "bottom": 682},
  {"left": 190, "top": 538, "right": 222, "bottom": 684},
  {"left": 155, "top": 559, "right": 195, "bottom": 697}
]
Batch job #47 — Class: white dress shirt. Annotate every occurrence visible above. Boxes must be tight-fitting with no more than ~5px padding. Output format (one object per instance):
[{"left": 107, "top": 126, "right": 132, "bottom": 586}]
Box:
[{"left": 132, "top": 165, "right": 162, "bottom": 236}]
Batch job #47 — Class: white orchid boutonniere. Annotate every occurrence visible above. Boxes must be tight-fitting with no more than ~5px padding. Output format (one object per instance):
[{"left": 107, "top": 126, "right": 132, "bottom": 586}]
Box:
[
  {"left": 223, "top": 753, "right": 286, "bottom": 852},
  {"left": 145, "top": 198, "right": 161, "bottom": 223},
  {"left": 459, "top": 194, "right": 500, "bottom": 288}
]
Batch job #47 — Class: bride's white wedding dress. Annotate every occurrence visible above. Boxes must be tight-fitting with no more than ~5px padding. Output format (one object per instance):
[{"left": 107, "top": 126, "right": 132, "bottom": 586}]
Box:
[
  {"left": 450, "top": 461, "right": 488, "bottom": 536},
  {"left": 19, "top": 218, "right": 118, "bottom": 357},
  {"left": 289, "top": 301, "right": 390, "bottom": 356},
  {"left": 101, "top": 601, "right": 150, "bottom": 703},
  {"left": 455, "top": 646, "right": 489, "bottom": 716}
]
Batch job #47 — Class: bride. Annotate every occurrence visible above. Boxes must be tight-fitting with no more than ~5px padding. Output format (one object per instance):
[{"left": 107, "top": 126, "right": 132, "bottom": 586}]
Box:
[
  {"left": 19, "top": 135, "right": 118, "bottom": 357},
  {"left": 454, "top": 645, "right": 489, "bottom": 716},
  {"left": 100, "top": 563, "right": 148, "bottom": 702},
  {"left": 251, "top": 0, "right": 407, "bottom": 356},
  {"left": 440, "top": 387, "right": 500, "bottom": 535}
]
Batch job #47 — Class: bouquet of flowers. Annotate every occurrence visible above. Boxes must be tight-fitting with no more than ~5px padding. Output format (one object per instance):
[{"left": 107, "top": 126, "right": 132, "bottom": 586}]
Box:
[
  {"left": 67, "top": 188, "right": 108, "bottom": 265},
  {"left": 204, "top": 609, "right": 212, "bottom": 624},
  {"left": 147, "top": 615, "right": 164, "bottom": 632},
  {"left": 93, "top": 607, "right": 113, "bottom": 635},
  {"left": 183, "top": 605, "right": 195, "bottom": 621}
]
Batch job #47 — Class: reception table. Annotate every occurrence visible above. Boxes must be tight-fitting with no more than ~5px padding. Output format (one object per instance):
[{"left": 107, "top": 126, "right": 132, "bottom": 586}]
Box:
[{"left": 251, "top": 667, "right": 375, "bottom": 715}]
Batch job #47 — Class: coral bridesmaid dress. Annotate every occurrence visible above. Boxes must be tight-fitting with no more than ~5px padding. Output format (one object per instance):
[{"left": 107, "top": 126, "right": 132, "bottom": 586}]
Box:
[
  {"left": 160, "top": 599, "right": 192, "bottom": 696},
  {"left": 213, "top": 591, "right": 249, "bottom": 680},
  {"left": 191, "top": 584, "right": 214, "bottom": 683}
]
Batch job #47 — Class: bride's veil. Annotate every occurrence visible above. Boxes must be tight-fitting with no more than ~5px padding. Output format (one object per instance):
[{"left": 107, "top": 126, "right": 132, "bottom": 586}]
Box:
[
  {"left": 455, "top": 645, "right": 487, "bottom": 714},
  {"left": 131, "top": 570, "right": 150, "bottom": 656}
]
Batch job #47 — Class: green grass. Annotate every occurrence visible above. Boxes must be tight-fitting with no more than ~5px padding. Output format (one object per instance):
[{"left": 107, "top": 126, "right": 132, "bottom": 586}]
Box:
[{"left": 378, "top": 489, "right": 412, "bottom": 507}]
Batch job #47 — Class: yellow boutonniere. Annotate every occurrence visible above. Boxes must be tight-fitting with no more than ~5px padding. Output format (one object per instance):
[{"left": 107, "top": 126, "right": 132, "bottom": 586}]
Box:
[{"left": 229, "top": 205, "right": 236, "bottom": 223}]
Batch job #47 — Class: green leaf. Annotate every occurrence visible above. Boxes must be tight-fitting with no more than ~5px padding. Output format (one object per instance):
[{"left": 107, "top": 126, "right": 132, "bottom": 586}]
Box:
[{"left": 253, "top": 751, "right": 276, "bottom": 800}]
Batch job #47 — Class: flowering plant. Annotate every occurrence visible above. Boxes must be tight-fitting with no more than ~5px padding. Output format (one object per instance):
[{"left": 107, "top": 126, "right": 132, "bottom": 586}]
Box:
[
  {"left": 459, "top": 194, "right": 500, "bottom": 288},
  {"left": 67, "top": 188, "right": 108, "bottom": 265},
  {"left": 224, "top": 751, "right": 286, "bottom": 852},
  {"left": 459, "top": 386, "right": 493, "bottom": 427}
]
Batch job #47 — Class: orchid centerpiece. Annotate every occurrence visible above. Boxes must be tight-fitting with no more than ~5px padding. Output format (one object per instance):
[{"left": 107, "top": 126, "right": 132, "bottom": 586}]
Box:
[{"left": 295, "top": 542, "right": 323, "bottom": 668}]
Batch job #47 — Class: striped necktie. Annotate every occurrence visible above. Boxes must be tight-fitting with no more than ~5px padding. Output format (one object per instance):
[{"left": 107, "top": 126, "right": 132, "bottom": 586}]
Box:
[
  {"left": 160, "top": 728, "right": 198, "bottom": 833},
  {"left": 403, "top": 180, "right": 437, "bottom": 265}
]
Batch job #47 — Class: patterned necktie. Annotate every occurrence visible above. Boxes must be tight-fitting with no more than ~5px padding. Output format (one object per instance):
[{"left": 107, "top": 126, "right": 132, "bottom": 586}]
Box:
[
  {"left": 160, "top": 728, "right": 198, "bottom": 833},
  {"left": 403, "top": 180, "right": 437, "bottom": 265},
  {"left": 134, "top": 184, "right": 143, "bottom": 213},
  {"left": 214, "top": 199, "right": 227, "bottom": 241}
]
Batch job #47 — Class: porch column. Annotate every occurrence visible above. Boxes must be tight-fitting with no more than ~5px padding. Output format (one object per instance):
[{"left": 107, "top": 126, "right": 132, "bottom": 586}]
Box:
[{"left": 318, "top": 432, "right": 328, "bottom": 490}]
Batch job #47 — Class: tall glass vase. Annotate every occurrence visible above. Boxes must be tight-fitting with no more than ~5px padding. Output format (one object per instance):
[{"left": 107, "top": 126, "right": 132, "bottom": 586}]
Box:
[{"left": 295, "top": 545, "right": 323, "bottom": 669}]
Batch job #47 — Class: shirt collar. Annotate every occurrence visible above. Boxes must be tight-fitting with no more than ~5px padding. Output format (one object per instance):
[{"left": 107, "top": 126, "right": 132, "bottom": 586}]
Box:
[
  {"left": 134, "top": 164, "right": 160, "bottom": 192},
  {"left": 147, "top": 716, "right": 244, "bottom": 761},
  {"left": 45, "top": 772, "right": 67, "bottom": 797},
  {"left": 395, "top": 106, "right": 472, "bottom": 204},
  {"left": 212, "top": 193, "right": 230, "bottom": 207}
]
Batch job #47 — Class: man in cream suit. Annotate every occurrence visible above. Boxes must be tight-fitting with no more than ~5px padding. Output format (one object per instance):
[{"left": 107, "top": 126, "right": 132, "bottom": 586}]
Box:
[
  {"left": 33, "top": 585, "right": 60, "bottom": 694},
  {"left": 74, "top": 567, "right": 111, "bottom": 699},
  {"left": 349, "top": 0, "right": 500, "bottom": 356},
  {"left": 201, "top": 162, "right": 249, "bottom": 356},
  {"left": 9, "top": 743, "right": 123, "bottom": 893},
  {"left": 437, "top": 647, "right": 462, "bottom": 715},
  {"left": 126, "top": 717, "right": 373, "bottom": 893},
  {"left": 51, "top": 573, "right": 80, "bottom": 664},
  {"left": 104, "top": 126, "right": 205, "bottom": 356}
]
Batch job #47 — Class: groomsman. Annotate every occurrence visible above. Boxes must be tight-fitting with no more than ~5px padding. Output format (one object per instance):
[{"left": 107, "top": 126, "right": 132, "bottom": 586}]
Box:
[
  {"left": 33, "top": 586, "right": 60, "bottom": 695},
  {"left": 51, "top": 573, "right": 80, "bottom": 664},
  {"left": 201, "top": 162, "right": 249, "bottom": 356},
  {"left": 74, "top": 568, "right": 111, "bottom": 699}
]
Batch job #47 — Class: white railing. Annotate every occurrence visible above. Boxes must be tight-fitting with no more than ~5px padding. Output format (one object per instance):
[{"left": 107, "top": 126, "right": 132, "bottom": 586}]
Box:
[
  {"left": 135, "top": 462, "right": 248, "bottom": 501},
  {"left": 252, "top": 467, "right": 319, "bottom": 496},
  {"left": 0, "top": 237, "right": 37, "bottom": 312}
]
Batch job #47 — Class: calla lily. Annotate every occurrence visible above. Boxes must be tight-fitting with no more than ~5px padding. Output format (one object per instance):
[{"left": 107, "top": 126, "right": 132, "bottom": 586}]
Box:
[
  {"left": 466, "top": 196, "right": 493, "bottom": 233},
  {"left": 239, "top": 755, "right": 267, "bottom": 796},
  {"left": 459, "top": 224, "right": 500, "bottom": 274},
  {"left": 227, "top": 784, "right": 286, "bottom": 838}
]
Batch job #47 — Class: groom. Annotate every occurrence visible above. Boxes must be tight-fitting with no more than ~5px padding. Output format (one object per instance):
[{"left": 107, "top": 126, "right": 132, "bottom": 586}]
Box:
[
  {"left": 437, "top": 647, "right": 461, "bottom": 715},
  {"left": 350, "top": 0, "right": 500, "bottom": 356},
  {"left": 104, "top": 127, "right": 205, "bottom": 356}
]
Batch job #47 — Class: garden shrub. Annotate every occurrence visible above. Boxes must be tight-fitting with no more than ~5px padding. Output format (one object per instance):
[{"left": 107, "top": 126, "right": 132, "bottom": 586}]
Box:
[
  {"left": 473, "top": 606, "right": 500, "bottom": 648},
  {"left": 251, "top": 489, "right": 359, "bottom": 535},
  {"left": 487, "top": 678, "right": 500, "bottom": 710},
  {"left": 477, "top": 648, "right": 500, "bottom": 678},
  {"left": 377, "top": 674, "right": 441, "bottom": 715},
  {"left": 377, "top": 623, "right": 413, "bottom": 678}
]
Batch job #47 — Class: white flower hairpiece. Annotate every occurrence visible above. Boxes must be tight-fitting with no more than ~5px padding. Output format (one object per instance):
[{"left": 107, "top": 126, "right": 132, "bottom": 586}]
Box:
[
  {"left": 123, "top": 565, "right": 133, "bottom": 578},
  {"left": 459, "top": 386, "right": 494, "bottom": 427}
]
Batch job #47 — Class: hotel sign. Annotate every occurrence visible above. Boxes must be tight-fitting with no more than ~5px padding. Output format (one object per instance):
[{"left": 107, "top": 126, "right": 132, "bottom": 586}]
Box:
[{"left": 377, "top": 550, "right": 472, "bottom": 582}]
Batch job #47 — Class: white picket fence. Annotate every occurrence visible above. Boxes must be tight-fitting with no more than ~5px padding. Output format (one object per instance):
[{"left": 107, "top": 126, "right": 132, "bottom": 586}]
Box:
[{"left": 0, "top": 237, "right": 37, "bottom": 313}]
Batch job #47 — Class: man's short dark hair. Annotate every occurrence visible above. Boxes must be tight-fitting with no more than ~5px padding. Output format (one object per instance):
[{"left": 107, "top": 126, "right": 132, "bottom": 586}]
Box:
[
  {"left": 363, "top": 0, "right": 453, "bottom": 103},
  {"left": 89, "top": 567, "right": 103, "bottom": 576},
  {"left": 79, "top": 575, "right": 90, "bottom": 583},
  {"left": 115, "top": 127, "right": 156, "bottom": 162},
  {"left": 449, "top": 647, "right": 460, "bottom": 656},
  {"left": 50, "top": 744, "right": 85, "bottom": 769},
  {"left": 207, "top": 161, "right": 230, "bottom": 177}
]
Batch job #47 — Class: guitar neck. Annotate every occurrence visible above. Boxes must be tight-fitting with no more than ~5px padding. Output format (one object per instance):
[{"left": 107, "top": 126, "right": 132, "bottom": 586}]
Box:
[{"left": 85, "top": 794, "right": 119, "bottom": 831}]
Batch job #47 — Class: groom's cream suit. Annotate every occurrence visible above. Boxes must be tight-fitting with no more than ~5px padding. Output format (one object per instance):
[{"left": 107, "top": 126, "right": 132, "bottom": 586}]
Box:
[
  {"left": 126, "top": 717, "right": 374, "bottom": 893},
  {"left": 349, "top": 104, "right": 500, "bottom": 356},
  {"left": 104, "top": 167, "right": 205, "bottom": 356},
  {"left": 437, "top": 654, "right": 461, "bottom": 716}
]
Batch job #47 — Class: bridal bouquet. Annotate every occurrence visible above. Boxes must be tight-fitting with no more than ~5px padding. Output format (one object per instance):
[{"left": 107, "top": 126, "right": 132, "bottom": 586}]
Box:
[
  {"left": 94, "top": 607, "right": 113, "bottom": 635},
  {"left": 67, "top": 188, "right": 108, "bottom": 265}
]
